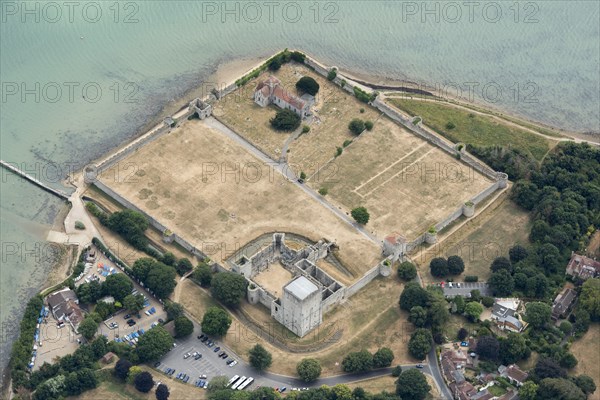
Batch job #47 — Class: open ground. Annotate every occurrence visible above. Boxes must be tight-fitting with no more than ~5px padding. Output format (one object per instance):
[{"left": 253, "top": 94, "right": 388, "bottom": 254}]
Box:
[
  {"left": 411, "top": 193, "right": 531, "bottom": 283},
  {"left": 98, "top": 119, "right": 381, "bottom": 279},
  {"left": 570, "top": 324, "right": 600, "bottom": 400},
  {"left": 179, "top": 276, "right": 414, "bottom": 377},
  {"left": 214, "top": 62, "right": 495, "bottom": 241}
]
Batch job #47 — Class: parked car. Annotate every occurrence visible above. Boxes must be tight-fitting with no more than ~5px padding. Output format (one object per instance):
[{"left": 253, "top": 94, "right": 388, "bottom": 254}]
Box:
[
  {"left": 123, "top": 314, "right": 131, "bottom": 319},
  {"left": 183, "top": 353, "right": 191, "bottom": 359},
  {"left": 214, "top": 347, "right": 221, "bottom": 352},
  {"left": 416, "top": 364, "right": 424, "bottom": 369},
  {"left": 194, "top": 354, "right": 202, "bottom": 360}
]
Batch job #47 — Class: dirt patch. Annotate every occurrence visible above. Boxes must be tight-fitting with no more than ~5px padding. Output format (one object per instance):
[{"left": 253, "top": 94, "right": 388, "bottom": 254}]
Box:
[
  {"left": 570, "top": 324, "right": 600, "bottom": 400},
  {"left": 98, "top": 119, "right": 380, "bottom": 279},
  {"left": 252, "top": 262, "right": 293, "bottom": 299}
]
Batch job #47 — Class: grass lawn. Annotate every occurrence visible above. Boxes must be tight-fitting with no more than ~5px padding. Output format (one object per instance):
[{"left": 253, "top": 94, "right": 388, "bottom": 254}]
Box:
[
  {"left": 487, "top": 383, "right": 508, "bottom": 397},
  {"left": 386, "top": 98, "right": 556, "bottom": 161}
]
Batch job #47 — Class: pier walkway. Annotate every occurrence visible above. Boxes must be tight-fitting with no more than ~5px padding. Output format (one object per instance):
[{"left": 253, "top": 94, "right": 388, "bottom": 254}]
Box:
[{"left": 0, "top": 160, "right": 70, "bottom": 200}]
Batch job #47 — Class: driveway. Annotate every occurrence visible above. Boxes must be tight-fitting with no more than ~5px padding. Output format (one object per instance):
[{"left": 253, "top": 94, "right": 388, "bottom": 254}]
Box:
[{"left": 442, "top": 282, "right": 491, "bottom": 298}]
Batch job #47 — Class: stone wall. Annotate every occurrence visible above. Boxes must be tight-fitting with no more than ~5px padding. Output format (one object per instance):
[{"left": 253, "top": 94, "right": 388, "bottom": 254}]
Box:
[{"left": 345, "top": 264, "right": 381, "bottom": 298}]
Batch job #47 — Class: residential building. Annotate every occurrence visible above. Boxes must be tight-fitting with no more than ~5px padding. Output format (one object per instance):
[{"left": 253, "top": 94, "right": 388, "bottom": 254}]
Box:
[
  {"left": 504, "top": 364, "right": 529, "bottom": 387},
  {"left": 253, "top": 75, "right": 310, "bottom": 118},
  {"left": 46, "top": 289, "right": 84, "bottom": 333},
  {"left": 552, "top": 287, "right": 577, "bottom": 320},
  {"left": 490, "top": 298, "right": 526, "bottom": 332},
  {"left": 566, "top": 252, "right": 600, "bottom": 281}
]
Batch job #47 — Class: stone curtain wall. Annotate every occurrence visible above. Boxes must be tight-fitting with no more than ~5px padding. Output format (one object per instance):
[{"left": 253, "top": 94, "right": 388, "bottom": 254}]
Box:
[{"left": 345, "top": 264, "right": 381, "bottom": 298}]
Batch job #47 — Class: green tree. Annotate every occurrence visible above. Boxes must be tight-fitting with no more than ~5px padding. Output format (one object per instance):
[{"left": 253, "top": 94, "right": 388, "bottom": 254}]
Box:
[
  {"left": 537, "top": 378, "right": 586, "bottom": 400},
  {"left": 373, "top": 347, "right": 394, "bottom": 368},
  {"left": 408, "top": 329, "right": 432, "bottom": 360},
  {"left": 536, "top": 243, "right": 562, "bottom": 274},
  {"left": 270, "top": 109, "right": 301, "bottom": 131},
  {"left": 123, "top": 293, "right": 145, "bottom": 313},
  {"left": 429, "top": 257, "right": 449, "bottom": 277},
  {"left": 481, "top": 296, "right": 495, "bottom": 308},
  {"left": 453, "top": 295, "right": 466, "bottom": 314},
  {"left": 409, "top": 306, "right": 428, "bottom": 327},
  {"left": 491, "top": 256, "right": 512, "bottom": 273},
  {"left": 398, "top": 261, "right": 417, "bottom": 281},
  {"left": 348, "top": 118, "right": 366, "bottom": 135},
  {"left": 559, "top": 321, "right": 572, "bottom": 334},
  {"left": 509, "top": 245, "right": 529, "bottom": 263},
  {"left": 579, "top": 278, "right": 600, "bottom": 320},
  {"left": 193, "top": 262, "right": 213, "bottom": 287},
  {"left": 525, "top": 302, "right": 552, "bottom": 328},
  {"left": 395, "top": 369, "right": 431, "bottom": 400},
  {"left": 457, "top": 327, "right": 468, "bottom": 341},
  {"left": 464, "top": 302, "right": 484, "bottom": 322},
  {"left": 351, "top": 207, "right": 370, "bottom": 224},
  {"left": 161, "top": 252, "right": 176, "bottom": 267},
  {"left": 535, "top": 357, "right": 566, "bottom": 379},
  {"left": 136, "top": 326, "right": 174, "bottom": 362},
  {"left": 156, "top": 383, "right": 170, "bottom": 400},
  {"left": 134, "top": 371, "right": 154, "bottom": 393},
  {"left": 104, "top": 273, "right": 134, "bottom": 302},
  {"left": 165, "top": 301, "right": 184, "bottom": 321},
  {"left": 295, "top": 76, "right": 320, "bottom": 95},
  {"left": 447, "top": 255, "right": 465, "bottom": 275},
  {"left": 296, "top": 358, "right": 321, "bottom": 382},
  {"left": 114, "top": 358, "right": 132, "bottom": 380},
  {"left": 391, "top": 365, "right": 402, "bottom": 377},
  {"left": 476, "top": 335, "right": 499, "bottom": 361},
  {"left": 201, "top": 307, "right": 232, "bottom": 336},
  {"left": 132, "top": 257, "right": 155, "bottom": 281},
  {"left": 248, "top": 344, "right": 272, "bottom": 371},
  {"left": 211, "top": 272, "right": 248, "bottom": 308},
  {"left": 399, "top": 282, "right": 430, "bottom": 311},
  {"left": 207, "top": 375, "right": 229, "bottom": 391},
  {"left": 364, "top": 120, "right": 374, "bottom": 131},
  {"left": 78, "top": 316, "right": 99, "bottom": 340},
  {"left": 574, "top": 374, "right": 596, "bottom": 396},
  {"left": 489, "top": 269, "right": 515, "bottom": 296},
  {"left": 519, "top": 381, "right": 539, "bottom": 400},
  {"left": 499, "top": 333, "right": 530, "bottom": 365},
  {"left": 342, "top": 350, "right": 373, "bottom": 373},
  {"left": 174, "top": 316, "right": 194, "bottom": 338},
  {"left": 107, "top": 209, "right": 149, "bottom": 249},
  {"left": 145, "top": 263, "right": 177, "bottom": 299},
  {"left": 175, "top": 258, "right": 193, "bottom": 276}
]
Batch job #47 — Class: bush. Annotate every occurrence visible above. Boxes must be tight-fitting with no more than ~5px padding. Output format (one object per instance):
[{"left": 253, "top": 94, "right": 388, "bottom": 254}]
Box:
[
  {"left": 290, "top": 51, "right": 305, "bottom": 63},
  {"left": 327, "top": 68, "right": 337, "bottom": 81},
  {"left": 364, "top": 120, "right": 374, "bottom": 131},
  {"left": 360, "top": 108, "right": 365, "bottom": 113},
  {"left": 391, "top": 365, "right": 402, "bottom": 377},
  {"left": 351, "top": 207, "right": 370, "bottom": 224},
  {"left": 342, "top": 350, "right": 373, "bottom": 373},
  {"left": 302, "top": 125, "right": 310, "bottom": 133},
  {"left": 175, "top": 258, "right": 193, "bottom": 276},
  {"left": 343, "top": 139, "right": 353, "bottom": 147},
  {"left": 373, "top": 347, "right": 395, "bottom": 368},
  {"left": 465, "top": 275, "right": 479, "bottom": 282},
  {"left": 353, "top": 86, "right": 375, "bottom": 103},
  {"left": 270, "top": 109, "right": 301, "bottom": 131},
  {"left": 482, "top": 296, "right": 495, "bottom": 308},
  {"left": 75, "top": 221, "right": 85, "bottom": 230},
  {"left": 445, "top": 121, "right": 456, "bottom": 130},
  {"left": 296, "top": 76, "right": 320, "bottom": 95},
  {"left": 348, "top": 118, "right": 366, "bottom": 135},
  {"left": 335, "top": 147, "right": 343, "bottom": 157},
  {"left": 457, "top": 327, "right": 468, "bottom": 341},
  {"left": 268, "top": 57, "right": 282, "bottom": 71},
  {"left": 318, "top": 188, "right": 328, "bottom": 196}
]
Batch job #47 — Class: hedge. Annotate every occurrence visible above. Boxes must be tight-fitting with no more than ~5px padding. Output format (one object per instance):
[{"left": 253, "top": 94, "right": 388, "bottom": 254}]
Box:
[{"left": 465, "top": 275, "right": 479, "bottom": 282}]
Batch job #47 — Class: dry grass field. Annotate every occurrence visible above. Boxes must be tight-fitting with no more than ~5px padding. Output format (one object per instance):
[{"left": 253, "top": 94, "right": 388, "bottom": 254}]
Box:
[
  {"left": 180, "top": 277, "right": 413, "bottom": 377},
  {"left": 309, "top": 114, "right": 493, "bottom": 240},
  {"left": 411, "top": 195, "right": 531, "bottom": 283},
  {"left": 570, "top": 324, "right": 600, "bottom": 400},
  {"left": 99, "top": 119, "right": 380, "bottom": 279},
  {"left": 252, "top": 262, "right": 293, "bottom": 298}
]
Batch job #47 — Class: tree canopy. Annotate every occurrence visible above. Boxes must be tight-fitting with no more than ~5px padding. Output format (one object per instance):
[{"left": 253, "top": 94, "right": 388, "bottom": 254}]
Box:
[
  {"left": 193, "top": 262, "right": 213, "bottom": 287},
  {"left": 395, "top": 369, "right": 431, "bottom": 400},
  {"left": 348, "top": 119, "right": 366, "bottom": 135},
  {"left": 296, "top": 358, "right": 322, "bottom": 382},
  {"left": 201, "top": 307, "right": 232, "bottom": 336},
  {"left": 211, "top": 272, "right": 248, "bottom": 308},
  {"left": 107, "top": 209, "right": 149, "bottom": 250},
  {"left": 174, "top": 316, "right": 194, "bottom": 338},
  {"left": 136, "top": 326, "right": 173, "bottom": 362},
  {"left": 579, "top": 278, "right": 600, "bottom": 320},
  {"left": 351, "top": 207, "right": 370, "bottom": 224},
  {"left": 408, "top": 329, "right": 432, "bottom": 360},
  {"left": 430, "top": 257, "right": 449, "bottom": 277},
  {"left": 373, "top": 347, "right": 394, "bottom": 368},
  {"left": 342, "top": 350, "right": 373, "bottom": 373},
  {"left": 134, "top": 371, "right": 154, "bottom": 393},
  {"left": 397, "top": 261, "right": 417, "bottom": 281},
  {"left": 447, "top": 255, "right": 465, "bottom": 275},
  {"left": 525, "top": 302, "right": 552, "bottom": 328},
  {"left": 248, "top": 344, "right": 272, "bottom": 371},
  {"left": 78, "top": 316, "right": 99, "bottom": 340},
  {"left": 103, "top": 273, "right": 133, "bottom": 302},
  {"left": 476, "top": 335, "right": 499, "bottom": 361},
  {"left": 270, "top": 109, "right": 301, "bottom": 131},
  {"left": 295, "top": 76, "right": 320, "bottom": 95}
]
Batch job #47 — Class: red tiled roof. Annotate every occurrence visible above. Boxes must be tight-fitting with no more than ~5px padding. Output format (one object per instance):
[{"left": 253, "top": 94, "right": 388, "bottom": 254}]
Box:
[
  {"left": 506, "top": 364, "right": 528, "bottom": 383},
  {"left": 272, "top": 85, "right": 306, "bottom": 110}
]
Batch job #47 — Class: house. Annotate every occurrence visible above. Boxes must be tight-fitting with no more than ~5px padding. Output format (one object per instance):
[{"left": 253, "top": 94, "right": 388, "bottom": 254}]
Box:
[
  {"left": 449, "top": 381, "right": 477, "bottom": 400},
  {"left": 552, "top": 287, "right": 577, "bottom": 320},
  {"left": 566, "top": 252, "right": 600, "bottom": 281},
  {"left": 490, "top": 298, "right": 526, "bottom": 332},
  {"left": 502, "top": 364, "right": 529, "bottom": 387},
  {"left": 253, "top": 75, "right": 310, "bottom": 118},
  {"left": 101, "top": 352, "right": 116, "bottom": 364},
  {"left": 470, "top": 389, "right": 493, "bottom": 400},
  {"left": 46, "top": 289, "right": 84, "bottom": 332}
]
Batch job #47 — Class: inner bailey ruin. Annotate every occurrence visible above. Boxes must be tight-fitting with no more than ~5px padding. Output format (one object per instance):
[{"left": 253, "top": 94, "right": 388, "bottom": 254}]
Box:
[{"left": 229, "top": 233, "right": 391, "bottom": 337}]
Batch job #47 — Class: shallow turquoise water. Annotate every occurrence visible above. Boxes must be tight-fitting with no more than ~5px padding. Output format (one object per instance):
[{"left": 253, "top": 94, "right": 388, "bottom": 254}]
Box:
[{"left": 0, "top": 1, "right": 598, "bottom": 378}]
